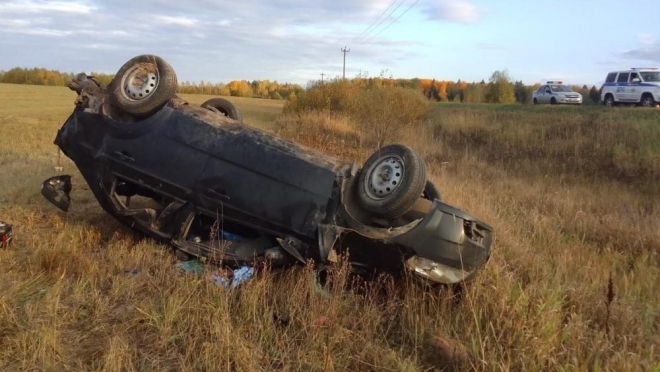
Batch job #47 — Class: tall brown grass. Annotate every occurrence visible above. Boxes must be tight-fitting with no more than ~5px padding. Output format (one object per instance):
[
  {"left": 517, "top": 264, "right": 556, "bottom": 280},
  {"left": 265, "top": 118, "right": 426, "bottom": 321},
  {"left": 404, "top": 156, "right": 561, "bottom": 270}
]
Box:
[
  {"left": 1, "top": 83, "right": 659, "bottom": 371},
  {"left": 285, "top": 80, "right": 430, "bottom": 149}
]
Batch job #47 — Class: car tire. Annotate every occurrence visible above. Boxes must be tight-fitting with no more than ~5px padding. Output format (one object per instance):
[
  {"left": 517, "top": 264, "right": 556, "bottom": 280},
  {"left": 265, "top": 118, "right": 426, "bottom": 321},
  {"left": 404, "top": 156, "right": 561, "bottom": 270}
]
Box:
[
  {"left": 422, "top": 180, "right": 441, "bottom": 201},
  {"left": 533, "top": 98, "right": 539, "bottom": 104},
  {"left": 109, "top": 54, "right": 178, "bottom": 118},
  {"left": 640, "top": 94, "right": 655, "bottom": 108},
  {"left": 356, "top": 144, "right": 427, "bottom": 219},
  {"left": 201, "top": 97, "right": 242, "bottom": 121},
  {"left": 550, "top": 97, "right": 557, "bottom": 105},
  {"left": 604, "top": 94, "right": 615, "bottom": 107}
]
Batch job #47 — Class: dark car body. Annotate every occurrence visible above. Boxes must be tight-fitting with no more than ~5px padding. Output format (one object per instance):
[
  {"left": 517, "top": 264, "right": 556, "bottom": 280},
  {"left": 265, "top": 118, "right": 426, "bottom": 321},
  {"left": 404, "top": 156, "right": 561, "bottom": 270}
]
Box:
[{"left": 42, "top": 79, "right": 493, "bottom": 284}]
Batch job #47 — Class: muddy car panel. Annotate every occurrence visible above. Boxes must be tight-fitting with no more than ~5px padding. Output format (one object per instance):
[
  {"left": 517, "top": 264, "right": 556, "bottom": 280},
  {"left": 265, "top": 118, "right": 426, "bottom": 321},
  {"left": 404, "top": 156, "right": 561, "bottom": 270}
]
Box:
[{"left": 56, "top": 104, "right": 343, "bottom": 242}]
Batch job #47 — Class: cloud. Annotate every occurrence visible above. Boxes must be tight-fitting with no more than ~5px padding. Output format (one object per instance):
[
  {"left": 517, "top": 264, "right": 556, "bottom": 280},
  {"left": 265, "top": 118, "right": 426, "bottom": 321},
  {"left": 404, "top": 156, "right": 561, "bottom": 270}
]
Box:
[
  {"left": 154, "top": 15, "right": 198, "bottom": 27},
  {"left": 476, "top": 42, "right": 510, "bottom": 52},
  {"left": 423, "top": 0, "right": 485, "bottom": 24},
  {"left": 622, "top": 45, "right": 660, "bottom": 63},
  {"left": 0, "top": 0, "right": 94, "bottom": 13},
  {"left": 637, "top": 33, "right": 654, "bottom": 46},
  {"left": 0, "top": 0, "right": 429, "bottom": 84},
  {"left": 6, "top": 27, "right": 74, "bottom": 37},
  {"left": 621, "top": 33, "right": 660, "bottom": 63}
]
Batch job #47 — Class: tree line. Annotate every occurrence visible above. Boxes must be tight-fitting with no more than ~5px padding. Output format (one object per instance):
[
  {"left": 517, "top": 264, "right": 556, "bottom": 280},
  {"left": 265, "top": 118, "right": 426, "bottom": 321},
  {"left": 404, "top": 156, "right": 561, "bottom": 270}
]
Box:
[
  {"left": 0, "top": 66, "right": 602, "bottom": 104},
  {"left": 0, "top": 66, "right": 305, "bottom": 101}
]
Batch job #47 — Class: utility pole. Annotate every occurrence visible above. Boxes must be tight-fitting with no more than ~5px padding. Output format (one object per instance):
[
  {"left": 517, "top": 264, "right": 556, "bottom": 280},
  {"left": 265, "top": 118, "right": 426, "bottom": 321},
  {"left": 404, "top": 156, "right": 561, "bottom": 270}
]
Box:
[
  {"left": 320, "top": 71, "right": 325, "bottom": 84},
  {"left": 341, "top": 47, "right": 350, "bottom": 79}
]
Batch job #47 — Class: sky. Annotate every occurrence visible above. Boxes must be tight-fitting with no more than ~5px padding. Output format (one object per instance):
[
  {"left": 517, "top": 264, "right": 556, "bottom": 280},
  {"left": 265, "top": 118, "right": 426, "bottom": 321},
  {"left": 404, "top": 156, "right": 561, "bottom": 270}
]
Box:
[{"left": 1, "top": 0, "right": 659, "bottom": 87}]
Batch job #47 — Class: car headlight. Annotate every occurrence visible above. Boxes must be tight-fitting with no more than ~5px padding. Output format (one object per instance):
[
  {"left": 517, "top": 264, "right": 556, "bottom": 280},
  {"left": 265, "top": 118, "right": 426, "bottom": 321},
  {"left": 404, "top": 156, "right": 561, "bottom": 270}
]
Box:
[{"left": 405, "top": 256, "right": 474, "bottom": 284}]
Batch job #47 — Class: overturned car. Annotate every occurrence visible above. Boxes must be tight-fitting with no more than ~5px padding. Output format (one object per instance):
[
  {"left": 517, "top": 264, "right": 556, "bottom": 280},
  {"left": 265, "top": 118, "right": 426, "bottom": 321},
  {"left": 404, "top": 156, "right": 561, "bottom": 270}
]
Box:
[{"left": 41, "top": 55, "right": 493, "bottom": 284}]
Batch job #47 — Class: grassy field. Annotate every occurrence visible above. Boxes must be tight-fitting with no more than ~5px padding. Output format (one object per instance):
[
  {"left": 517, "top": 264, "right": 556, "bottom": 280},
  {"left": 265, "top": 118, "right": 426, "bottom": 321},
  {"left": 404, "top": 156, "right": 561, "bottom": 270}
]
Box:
[{"left": 0, "top": 83, "right": 659, "bottom": 371}]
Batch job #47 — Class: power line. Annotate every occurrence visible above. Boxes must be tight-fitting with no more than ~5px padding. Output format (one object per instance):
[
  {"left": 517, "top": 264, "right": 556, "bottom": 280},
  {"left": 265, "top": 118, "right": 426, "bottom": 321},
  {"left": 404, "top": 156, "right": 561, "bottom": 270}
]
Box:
[
  {"left": 351, "top": 0, "right": 398, "bottom": 45},
  {"left": 355, "top": 0, "right": 408, "bottom": 45},
  {"left": 360, "top": 0, "right": 419, "bottom": 45}
]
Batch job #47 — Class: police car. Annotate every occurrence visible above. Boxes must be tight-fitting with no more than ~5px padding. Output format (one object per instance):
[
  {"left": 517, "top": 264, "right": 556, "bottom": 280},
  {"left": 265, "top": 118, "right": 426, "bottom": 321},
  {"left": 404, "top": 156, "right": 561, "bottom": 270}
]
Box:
[
  {"left": 532, "top": 81, "right": 583, "bottom": 105},
  {"left": 600, "top": 68, "right": 660, "bottom": 107}
]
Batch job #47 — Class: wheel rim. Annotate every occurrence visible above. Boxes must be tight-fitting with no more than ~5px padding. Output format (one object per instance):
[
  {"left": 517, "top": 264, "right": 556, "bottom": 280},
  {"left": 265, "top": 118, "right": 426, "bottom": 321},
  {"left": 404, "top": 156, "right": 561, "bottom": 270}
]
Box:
[
  {"left": 642, "top": 97, "right": 653, "bottom": 107},
  {"left": 605, "top": 97, "right": 613, "bottom": 106},
  {"left": 364, "top": 155, "right": 404, "bottom": 200},
  {"left": 120, "top": 64, "right": 159, "bottom": 101}
]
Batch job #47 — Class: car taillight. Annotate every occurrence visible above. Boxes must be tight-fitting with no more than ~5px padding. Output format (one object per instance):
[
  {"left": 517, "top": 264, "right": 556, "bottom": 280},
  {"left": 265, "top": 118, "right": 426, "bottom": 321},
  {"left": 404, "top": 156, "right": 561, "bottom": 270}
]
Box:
[{"left": 0, "top": 221, "right": 12, "bottom": 248}]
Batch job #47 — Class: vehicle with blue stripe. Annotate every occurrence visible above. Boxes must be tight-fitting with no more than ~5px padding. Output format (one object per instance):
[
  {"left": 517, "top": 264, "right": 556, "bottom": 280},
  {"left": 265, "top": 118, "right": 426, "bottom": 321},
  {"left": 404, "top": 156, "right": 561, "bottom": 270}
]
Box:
[
  {"left": 600, "top": 68, "right": 660, "bottom": 107},
  {"left": 532, "top": 81, "right": 583, "bottom": 105}
]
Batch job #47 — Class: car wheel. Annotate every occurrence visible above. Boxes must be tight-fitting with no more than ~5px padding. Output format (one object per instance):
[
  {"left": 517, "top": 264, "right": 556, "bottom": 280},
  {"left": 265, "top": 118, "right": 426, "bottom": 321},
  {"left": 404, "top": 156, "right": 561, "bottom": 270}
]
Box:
[
  {"left": 201, "top": 97, "right": 242, "bottom": 121},
  {"left": 641, "top": 94, "right": 655, "bottom": 108},
  {"left": 422, "top": 180, "right": 441, "bottom": 201},
  {"left": 550, "top": 97, "right": 557, "bottom": 105},
  {"left": 533, "top": 98, "right": 539, "bottom": 104},
  {"left": 109, "top": 54, "right": 178, "bottom": 118},
  {"left": 356, "top": 144, "right": 427, "bottom": 219},
  {"left": 604, "top": 94, "right": 615, "bottom": 107}
]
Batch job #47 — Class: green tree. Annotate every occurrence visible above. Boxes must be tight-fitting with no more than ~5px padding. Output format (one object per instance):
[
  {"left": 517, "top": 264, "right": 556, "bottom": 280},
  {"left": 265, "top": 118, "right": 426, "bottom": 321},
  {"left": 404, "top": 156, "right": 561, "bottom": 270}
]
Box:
[
  {"left": 485, "top": 70, "right": 515, "bottom": 104},
  {"left": 426, "top": 79, "right": 439, "bottom": 101},
  {"left": 463, "top": 82, "right": 485, "bottom": 103},
  {"left": 589, "top": 85, "right": 600, "bottom": 104},
  {"left": 513, "top": 80, "right": 530, "bottom": 104},
  {"left": 446, "top": 81, "right": 460, "bottom": 102}
]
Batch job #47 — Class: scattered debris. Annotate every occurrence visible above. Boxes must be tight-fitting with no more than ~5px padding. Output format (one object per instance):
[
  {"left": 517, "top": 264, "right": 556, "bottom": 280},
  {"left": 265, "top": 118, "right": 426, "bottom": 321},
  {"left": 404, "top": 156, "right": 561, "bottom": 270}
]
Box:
[
  {"left": 210, "top": 266, "right": 255, "bottom": 290},
  {"left": 174, "top": 260, "right": 206, "bottom": 275},
  {"left": 422, "top": 330, "right": 472, "bottom": 372},
  {"left": 313, "top": 316, "right": 329, "bottom": 326},
  {"left": 221, "top": 231, "right": 245, "bottom": 241},
  {"left": 0, "top": 221, "right": 13, "bottom": 248},
  {"left": 40, "top": 175, "right": 72, "bottom": 212},
  {"left": 122, "top": 268, "right": 140, "bottom": 276}
]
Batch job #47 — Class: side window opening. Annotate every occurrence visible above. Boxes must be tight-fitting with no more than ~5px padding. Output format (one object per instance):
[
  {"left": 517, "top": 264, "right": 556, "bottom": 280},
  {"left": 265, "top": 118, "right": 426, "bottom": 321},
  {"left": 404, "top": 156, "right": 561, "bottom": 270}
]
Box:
[
  {"left": 617, "top": 73, "right": 629, "bottom": 83},
  {"left": 112, "top": 176, "right": 183, "bottom": 232}
]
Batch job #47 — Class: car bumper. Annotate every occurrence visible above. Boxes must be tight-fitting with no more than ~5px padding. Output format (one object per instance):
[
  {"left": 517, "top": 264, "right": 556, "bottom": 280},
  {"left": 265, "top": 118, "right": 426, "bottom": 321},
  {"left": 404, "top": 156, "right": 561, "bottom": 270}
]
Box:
[
  {"left": 338, "top": 176, "right": 494, "bottom": 284},
  {"left": 390, "top": 200, "right": 493, "bottom": 279}
]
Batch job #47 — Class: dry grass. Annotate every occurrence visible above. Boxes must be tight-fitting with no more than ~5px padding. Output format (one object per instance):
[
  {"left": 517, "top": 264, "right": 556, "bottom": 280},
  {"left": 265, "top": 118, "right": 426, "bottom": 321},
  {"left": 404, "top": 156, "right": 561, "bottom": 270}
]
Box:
[
  {"left": 1, "top": 83, "right": 659, "bottom": 371},
  {"left": 176, "top": 92, "right": 285, "bottom": 131}
]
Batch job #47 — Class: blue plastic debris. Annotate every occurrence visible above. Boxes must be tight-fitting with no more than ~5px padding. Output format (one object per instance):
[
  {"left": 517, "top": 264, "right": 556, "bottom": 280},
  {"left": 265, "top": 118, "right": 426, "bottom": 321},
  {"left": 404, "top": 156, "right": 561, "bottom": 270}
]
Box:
[
  {"left": 174, "top": 260, "right": 206, "bottom": 275},
  {"left": 211, "top": 266, "right": 255, "bottom": 290},
  {"left": 221, "top": 231, "right": 245, "bottom": 241}
]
